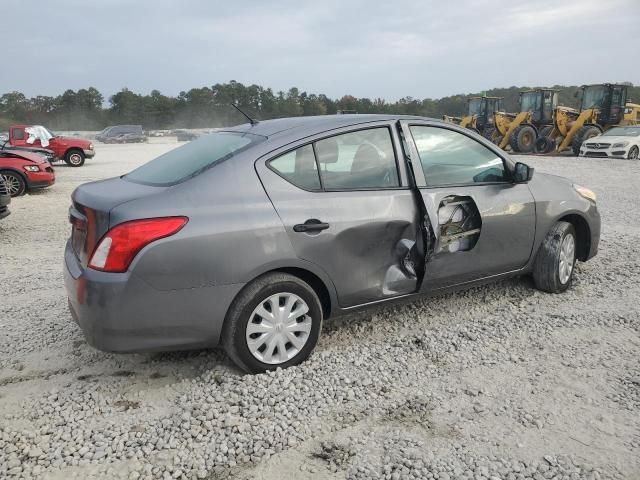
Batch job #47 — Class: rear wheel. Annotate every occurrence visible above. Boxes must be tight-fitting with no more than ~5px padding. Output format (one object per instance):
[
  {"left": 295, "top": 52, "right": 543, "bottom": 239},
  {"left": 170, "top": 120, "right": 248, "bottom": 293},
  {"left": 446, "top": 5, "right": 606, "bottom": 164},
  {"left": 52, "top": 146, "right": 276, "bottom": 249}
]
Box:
[
  {"left": 533, "top": 221, "right": 576, "bottom": 293},
  {"left": 571, "top": 125, "right": 601, "bottom": 156},
  {"left": 509, "top": 125, "right": 536, "bottom": 153},
  {"left": 222, "top": 273, "right": 323, "bottom": 373},
  {"left": 65, "top": 149, "right": 85, "bottom": 167},
  {"left": 0, "top": 171, "right": 26, "bottom": 197},
  {"left": 482, "top": 127, "right": 501, "bottom": 145},
  {"left": 539, "top": 126, "right": 553, "bottom": 138},
  {"left": 628, "top": 146, "right": 639, "bottom": 160},
  {"left": 535, "top": 135, "right": 555, "bottom": 154}
]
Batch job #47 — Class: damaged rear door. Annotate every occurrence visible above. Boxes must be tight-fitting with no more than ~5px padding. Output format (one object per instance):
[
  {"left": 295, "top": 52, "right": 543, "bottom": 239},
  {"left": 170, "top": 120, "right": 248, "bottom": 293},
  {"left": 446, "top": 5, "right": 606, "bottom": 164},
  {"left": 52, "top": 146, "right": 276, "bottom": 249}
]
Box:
[
  {"left": 399, "top": 121, "right": 536, "bottom": 289},
  {"left": 256, "top": 123, "right": 421, "bottom": 308}
]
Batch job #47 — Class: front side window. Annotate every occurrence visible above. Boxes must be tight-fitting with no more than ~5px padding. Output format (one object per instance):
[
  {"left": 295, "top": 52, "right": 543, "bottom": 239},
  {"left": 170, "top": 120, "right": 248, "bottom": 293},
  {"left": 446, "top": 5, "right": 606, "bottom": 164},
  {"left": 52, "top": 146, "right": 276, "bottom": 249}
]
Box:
[
  {"left": 410, "top": 126, "right": 508, "bottom": 186},
  {"left": 125, "top": 131, "right": 264, "bottom": 186},
  {"left": 314, "top": 128, "right": 399, "bottom": 189},
  {"left": 581, "top": 86, "right": 607, "bottom": 109},
  {"left": 269, "top": 144, "right": 320, "bottom": 190}
]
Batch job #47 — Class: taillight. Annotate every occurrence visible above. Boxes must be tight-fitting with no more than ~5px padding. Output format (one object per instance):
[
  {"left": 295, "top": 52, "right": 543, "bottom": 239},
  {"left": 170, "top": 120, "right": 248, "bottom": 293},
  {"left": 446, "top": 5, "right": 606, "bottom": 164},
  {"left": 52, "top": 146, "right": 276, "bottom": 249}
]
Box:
[{"left": 88, "top": 217, "right": 188, "bottom": 273}]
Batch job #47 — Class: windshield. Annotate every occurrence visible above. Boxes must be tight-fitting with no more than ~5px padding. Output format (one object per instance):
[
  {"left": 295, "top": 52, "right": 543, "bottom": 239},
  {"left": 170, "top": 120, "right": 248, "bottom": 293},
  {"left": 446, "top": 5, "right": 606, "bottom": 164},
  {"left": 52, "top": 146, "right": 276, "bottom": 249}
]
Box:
[
  {"left": 581, "top": 86, "right": 608, "bottom": 110},
  {"left": 602, "top": 126, "right": 640, "bottom": 137},
  {"left": 468, "top": 98, "right": 482, "bottom": 116},
  {"left": 125, "top": 131, "right": 265, "bottom": 186},
  {"left": 520, "top": 92, "right": 538, "bottom": 112}
]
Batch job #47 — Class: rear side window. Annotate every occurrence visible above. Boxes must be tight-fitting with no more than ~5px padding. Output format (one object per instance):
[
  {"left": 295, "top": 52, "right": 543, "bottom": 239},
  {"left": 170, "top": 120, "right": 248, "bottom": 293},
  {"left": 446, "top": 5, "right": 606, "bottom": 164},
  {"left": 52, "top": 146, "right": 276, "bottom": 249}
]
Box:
[
  {"left": 12, "top": 128, "right": 24, "bottom": 140},
  {"left": 315, "top": 128, "right": 399, "bottom": 189},
  {"left": 269, "top": 145, "right": 320, "bottom": 190},
  {"left": 125, "top": 131, "right": 265, "bottom": 186}
]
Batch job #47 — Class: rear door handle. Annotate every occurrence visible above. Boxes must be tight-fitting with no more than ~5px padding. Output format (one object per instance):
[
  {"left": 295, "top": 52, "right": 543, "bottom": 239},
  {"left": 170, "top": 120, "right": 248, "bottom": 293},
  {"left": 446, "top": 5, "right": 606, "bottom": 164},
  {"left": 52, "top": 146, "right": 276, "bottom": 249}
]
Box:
[{"left": 293, "top": 219, "right": 330, "bottom": 233}]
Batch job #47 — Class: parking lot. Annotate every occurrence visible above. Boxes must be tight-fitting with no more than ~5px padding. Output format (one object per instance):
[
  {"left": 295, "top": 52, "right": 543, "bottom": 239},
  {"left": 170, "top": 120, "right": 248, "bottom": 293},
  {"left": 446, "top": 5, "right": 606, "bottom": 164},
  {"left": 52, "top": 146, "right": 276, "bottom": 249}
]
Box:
[{"left": 1, "top": 142, "right": 639, "bottom": 479}]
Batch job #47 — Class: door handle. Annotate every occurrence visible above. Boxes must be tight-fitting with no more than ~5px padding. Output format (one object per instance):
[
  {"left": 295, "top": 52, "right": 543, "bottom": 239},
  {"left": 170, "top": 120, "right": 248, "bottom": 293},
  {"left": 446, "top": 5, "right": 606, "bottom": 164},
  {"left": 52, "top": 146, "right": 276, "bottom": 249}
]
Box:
[{"left": 293, "top": 220, "right": 330, "bottom": 233}]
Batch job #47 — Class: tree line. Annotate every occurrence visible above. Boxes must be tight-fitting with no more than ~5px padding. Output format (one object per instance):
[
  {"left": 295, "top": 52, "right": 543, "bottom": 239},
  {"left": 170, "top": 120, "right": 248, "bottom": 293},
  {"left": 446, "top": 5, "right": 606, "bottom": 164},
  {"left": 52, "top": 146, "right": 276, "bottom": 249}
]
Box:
[{"left": 1, "top": 80, "right": 638, "bottom": 131}]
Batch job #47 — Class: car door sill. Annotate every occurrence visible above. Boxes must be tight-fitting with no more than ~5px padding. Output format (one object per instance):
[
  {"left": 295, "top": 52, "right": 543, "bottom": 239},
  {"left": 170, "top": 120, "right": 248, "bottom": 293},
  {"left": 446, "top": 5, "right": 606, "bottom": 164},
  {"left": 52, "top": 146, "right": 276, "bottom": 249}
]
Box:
[{"left": 339, "top": 267, "right": 526, "bottom": 312}]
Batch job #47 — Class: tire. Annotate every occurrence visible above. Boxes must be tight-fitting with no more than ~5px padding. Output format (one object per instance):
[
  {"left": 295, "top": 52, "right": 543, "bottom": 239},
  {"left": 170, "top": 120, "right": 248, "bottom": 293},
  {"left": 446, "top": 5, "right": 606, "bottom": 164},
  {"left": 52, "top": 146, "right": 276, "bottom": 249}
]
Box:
[
  {"left": 539, "top": 126, "right": 553, "bottom": 139},
  {"left": 628, "top": 145, "right": 639, "bottom": 160},
  {"left": 65, "top": 149, "right": 85, "bottom": 167},
  {"left": 535, "top": 136, "right": 555, "bottom": 154},
  {"left": 509, "top": 124, "right": 536, "bottom": 153},
  {"left": 0, "top": 170, "right": 27, "bottom": 197},
  {"left": 532, "top": 221, "right": 577, "bottom": 293},
  {"left": 571, "top": 125, "right": 601, "bottom": 156},
  {"left": 222, "top": 273, "right": 323, "bottom": 373},
  {"left": 482, "top": 127, "right": 501, "bottom": 145}
]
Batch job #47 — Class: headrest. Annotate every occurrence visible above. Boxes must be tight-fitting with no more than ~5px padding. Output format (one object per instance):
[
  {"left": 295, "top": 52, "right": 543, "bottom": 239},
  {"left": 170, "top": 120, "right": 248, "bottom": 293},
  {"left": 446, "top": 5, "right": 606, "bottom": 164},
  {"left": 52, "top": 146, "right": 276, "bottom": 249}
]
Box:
[{"left": 316, "top": 138, "right": 339, "bottom": 164}]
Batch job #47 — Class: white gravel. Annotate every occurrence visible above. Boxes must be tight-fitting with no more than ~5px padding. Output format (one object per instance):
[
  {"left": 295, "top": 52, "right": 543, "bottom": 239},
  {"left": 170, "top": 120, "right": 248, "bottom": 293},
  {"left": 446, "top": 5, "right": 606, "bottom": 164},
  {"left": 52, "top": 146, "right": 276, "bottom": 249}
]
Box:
[{"left": 1, "top": 140, "right": 639, "bottom": 479}]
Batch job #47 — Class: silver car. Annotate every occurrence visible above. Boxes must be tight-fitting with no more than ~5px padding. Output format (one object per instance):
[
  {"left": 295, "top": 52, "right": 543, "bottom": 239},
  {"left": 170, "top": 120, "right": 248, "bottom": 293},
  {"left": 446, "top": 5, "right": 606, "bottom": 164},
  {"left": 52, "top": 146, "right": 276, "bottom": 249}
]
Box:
[{"left": 64, "top": 115, "right": 600, "bottom": 373}]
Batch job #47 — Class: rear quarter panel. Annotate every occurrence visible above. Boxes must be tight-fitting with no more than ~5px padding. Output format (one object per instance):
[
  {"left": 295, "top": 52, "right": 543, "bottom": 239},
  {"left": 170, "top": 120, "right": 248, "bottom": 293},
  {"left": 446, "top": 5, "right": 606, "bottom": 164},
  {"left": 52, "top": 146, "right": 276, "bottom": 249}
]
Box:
[{"left": 109, "top": 153, "right": 328, "bottom": 294}]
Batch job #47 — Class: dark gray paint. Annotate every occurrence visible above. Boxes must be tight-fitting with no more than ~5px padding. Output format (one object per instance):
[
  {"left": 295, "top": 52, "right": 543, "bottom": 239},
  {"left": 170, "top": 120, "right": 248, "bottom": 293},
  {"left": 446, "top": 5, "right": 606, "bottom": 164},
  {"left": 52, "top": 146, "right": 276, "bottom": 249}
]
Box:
[{"left": 64, "top": 114, "right": 600, "bottom": 353}]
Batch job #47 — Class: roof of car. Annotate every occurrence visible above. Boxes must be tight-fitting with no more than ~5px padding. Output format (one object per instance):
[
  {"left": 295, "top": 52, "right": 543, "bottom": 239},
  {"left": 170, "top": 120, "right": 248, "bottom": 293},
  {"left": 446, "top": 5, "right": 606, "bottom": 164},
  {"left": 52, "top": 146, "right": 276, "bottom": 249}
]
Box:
[{"left": 223, "top": 114, "right": 442, "bottom": 138}]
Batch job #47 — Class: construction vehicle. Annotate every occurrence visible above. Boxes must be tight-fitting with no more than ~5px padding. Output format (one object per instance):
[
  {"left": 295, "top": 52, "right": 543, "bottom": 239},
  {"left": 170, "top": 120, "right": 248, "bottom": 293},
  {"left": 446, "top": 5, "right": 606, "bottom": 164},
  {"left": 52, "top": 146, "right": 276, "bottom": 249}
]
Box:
[
  {"left": 443, "top": 96, "right": 504, "bottom": 136},
  {"left": 486, "top": 89, "right": 558, "bottom": 153},
  {"left": 535, "top": 83, "right": 640, "bottom": 155}
]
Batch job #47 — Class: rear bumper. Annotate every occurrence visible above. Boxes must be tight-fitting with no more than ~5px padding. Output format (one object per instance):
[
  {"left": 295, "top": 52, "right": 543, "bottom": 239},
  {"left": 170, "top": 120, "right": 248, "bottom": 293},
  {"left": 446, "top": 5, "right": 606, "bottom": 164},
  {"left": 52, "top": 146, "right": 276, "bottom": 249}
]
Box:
[{"left": 64, "top": 240, "right": 243, "bottom": 352}]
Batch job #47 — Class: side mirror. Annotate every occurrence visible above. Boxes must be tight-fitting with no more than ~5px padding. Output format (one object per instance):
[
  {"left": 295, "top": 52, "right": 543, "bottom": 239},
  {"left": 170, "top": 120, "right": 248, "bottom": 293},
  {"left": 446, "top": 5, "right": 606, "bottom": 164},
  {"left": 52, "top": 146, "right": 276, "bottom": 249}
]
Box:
[{"left": 513, "top": 162, "right": 534, "bottom": 183}]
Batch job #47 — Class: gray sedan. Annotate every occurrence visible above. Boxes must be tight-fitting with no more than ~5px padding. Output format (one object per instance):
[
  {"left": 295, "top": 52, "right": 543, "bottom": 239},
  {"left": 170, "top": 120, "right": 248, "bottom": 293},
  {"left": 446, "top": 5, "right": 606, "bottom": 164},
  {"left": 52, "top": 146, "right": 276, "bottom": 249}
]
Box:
[{"left": 64, "top": 115, "right": 600, "bottom": 373}]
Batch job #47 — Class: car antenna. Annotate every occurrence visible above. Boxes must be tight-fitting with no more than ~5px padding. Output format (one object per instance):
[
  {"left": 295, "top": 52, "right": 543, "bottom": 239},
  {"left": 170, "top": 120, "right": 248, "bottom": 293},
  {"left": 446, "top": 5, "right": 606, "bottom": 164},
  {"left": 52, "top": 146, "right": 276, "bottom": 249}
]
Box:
[{"left": 231, "top": 103, "right": 259, "bottom": 126}]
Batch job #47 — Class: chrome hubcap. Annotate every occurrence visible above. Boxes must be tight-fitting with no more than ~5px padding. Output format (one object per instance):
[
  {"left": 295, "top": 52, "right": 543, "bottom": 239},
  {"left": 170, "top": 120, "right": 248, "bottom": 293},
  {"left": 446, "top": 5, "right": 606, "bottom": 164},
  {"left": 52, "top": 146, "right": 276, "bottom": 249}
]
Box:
[
  {"left": 558, "top": 234, "right": 575, "bottom": 284},
  {"left": 69, "top": 154, "right": 82, "bottom": 164},
  {"left": 1, "top": 174, "right": 21, "bottom": 195},
  {"left": 246, "top": 292, "right": 312, "bottom": 365}
]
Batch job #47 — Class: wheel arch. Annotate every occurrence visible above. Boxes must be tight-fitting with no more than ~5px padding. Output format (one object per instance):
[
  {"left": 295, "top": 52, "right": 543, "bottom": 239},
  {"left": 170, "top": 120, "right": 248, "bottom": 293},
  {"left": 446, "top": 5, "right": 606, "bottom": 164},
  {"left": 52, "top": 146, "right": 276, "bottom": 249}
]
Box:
[
  {"left": 64, "top": 147, "right": 83, "bottom": 157},
  {"left": 273, "top": 267, "right": 333, "bottom": 319},
  {"left": 557, "top": 213, "right": 591, "bottom": 261},
  {"left": 235, "top": 262, "right": 336, "bottom": 320}
]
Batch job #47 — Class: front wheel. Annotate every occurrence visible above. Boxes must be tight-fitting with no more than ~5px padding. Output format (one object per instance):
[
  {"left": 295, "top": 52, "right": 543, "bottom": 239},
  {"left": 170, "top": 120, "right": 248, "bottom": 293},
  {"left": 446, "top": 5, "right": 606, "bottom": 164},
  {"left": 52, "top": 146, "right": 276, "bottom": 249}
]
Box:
[
  {"left": 222, "top": 273, "right": 323, "bottom": 373},
  {"left": 64, "top": 149, "right": 85, "bottom": 167},
  {"left": 509, "top": 125, "right": 536, "bottom": 153},
  {"left": 532, "top": 221, "right": 577, "bottom": 293},
  {"left": 571, "top": 125, "right": 601, "bottom": 156},
  {"left": 0, "top": 171, "right": 26, "bottom": 197},
  {"left": 628, "top": 146, "right": 639, "bottom": 160}
]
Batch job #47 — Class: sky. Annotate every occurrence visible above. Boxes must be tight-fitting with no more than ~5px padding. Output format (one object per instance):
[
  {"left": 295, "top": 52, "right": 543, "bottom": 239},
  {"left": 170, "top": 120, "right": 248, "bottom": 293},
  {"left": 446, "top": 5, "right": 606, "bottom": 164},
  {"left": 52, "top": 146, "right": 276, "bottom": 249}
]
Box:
[{"left": 3, "top": 0, "right": 639, "bottom": 101}]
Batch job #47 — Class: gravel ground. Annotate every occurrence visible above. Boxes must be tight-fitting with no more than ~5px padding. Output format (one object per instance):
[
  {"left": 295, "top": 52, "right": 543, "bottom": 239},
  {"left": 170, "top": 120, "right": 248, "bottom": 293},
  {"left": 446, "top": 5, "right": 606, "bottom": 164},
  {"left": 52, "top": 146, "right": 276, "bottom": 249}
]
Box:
[{"left": 1, "top": 141, "right": 639, "bottom": 480}]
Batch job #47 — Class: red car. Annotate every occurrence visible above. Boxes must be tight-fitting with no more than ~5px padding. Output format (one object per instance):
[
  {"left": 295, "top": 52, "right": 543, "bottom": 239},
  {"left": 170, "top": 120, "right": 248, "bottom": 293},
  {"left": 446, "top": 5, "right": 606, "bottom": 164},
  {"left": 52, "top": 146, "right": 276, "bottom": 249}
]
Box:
[
  {"left": 0, "top": 149, "right": 55, "bottom": 196},
  {"left": 8, "top": 125, "right": 95, "bottom": 167}
]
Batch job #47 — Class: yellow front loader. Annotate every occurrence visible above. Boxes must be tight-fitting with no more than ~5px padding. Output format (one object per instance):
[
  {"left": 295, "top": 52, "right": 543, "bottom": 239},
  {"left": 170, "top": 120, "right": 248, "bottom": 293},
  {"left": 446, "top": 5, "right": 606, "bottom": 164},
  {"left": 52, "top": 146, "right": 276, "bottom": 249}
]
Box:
[
  {"left": 486, "top": 89, "right": 558, "bottom": 153},
  {"left": 443, "top": 96, "right": 504, "bottom": 135},
  {"left": 535, "top": 83, "right": 639, "bottom": 155}
]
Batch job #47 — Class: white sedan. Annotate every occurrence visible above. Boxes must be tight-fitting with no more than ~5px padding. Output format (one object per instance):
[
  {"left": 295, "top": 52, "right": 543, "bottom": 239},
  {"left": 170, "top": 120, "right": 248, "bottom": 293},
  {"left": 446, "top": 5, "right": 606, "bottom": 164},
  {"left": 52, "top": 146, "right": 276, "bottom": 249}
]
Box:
[{"left": 579, "top": 125, "right": 640, "bottom": 160}]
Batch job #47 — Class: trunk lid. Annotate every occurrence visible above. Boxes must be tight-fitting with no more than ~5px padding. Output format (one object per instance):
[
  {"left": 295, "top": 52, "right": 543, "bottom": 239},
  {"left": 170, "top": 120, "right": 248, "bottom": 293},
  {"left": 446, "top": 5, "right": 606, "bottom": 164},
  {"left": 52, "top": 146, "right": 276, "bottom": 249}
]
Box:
[{"left": 69, "top": 177, "right": 168, "bottom": 267}]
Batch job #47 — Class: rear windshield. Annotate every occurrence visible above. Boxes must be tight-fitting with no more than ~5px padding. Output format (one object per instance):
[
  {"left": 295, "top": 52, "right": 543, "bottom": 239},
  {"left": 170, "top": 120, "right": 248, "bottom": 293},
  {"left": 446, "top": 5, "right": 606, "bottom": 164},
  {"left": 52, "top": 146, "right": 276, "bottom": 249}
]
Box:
[{"left": 125, "top": 131, "right": 265, "bottom": 186}]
